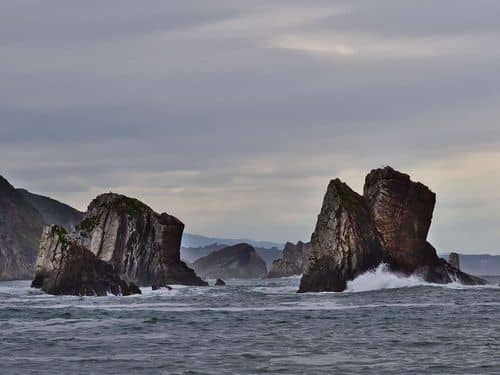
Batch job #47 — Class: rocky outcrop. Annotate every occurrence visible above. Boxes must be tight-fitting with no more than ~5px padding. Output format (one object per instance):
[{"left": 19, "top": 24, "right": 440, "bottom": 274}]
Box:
[
  {"left": 192, "top": 243, "right": 267, "bottom": 279},
  {"left": 364, "top": 167, "right": 438, "bottom": 273},
  {"left": 299, "top": 167, "right": 486, "bottom": 293},
  {"left": 32, "top": 193, "right": 207, "bottom": 294},
  {"left": 31, "top": 226, "right": 140, "bottom": 296},
  {"left": 215, "top": 278, "right": 226, "bottom": 286},
  {"left": 449, "top": 252, "right": 460, "bottom": 270},
  {"left": 298, "top": 180, "right": 385, "bottom": 292},
  {"left": 268, "top": 241, "right": 311, "bottom": 278},
  {"left": 0, "top": 176, "right": 46, "bottom": 280}
]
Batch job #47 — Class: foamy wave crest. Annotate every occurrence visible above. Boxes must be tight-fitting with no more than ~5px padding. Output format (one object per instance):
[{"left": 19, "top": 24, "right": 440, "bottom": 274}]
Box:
[{"left": 346, "top": 264, "right": 426, "bottom": 292}]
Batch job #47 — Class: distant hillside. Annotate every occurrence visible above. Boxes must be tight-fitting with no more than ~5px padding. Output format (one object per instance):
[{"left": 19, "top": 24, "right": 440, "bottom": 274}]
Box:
[
  {"left": 0, "top": 176, "right": 46, "bottom": 280},
  {"left": 17, "top": 189, "right": 84, "bottom": 229},
  {"left": 0, "top": 176, "right": 86, "bottom": 280},
  {"left": 182, "top": 233, "right": 283, "bottom": 250},
  {"left": 182, "top": 243, "right": 282, "bottom": 268},
  {"left": 191, "top": 243, "right": 268, "bottom": 279},
  {"left": 441, "top": 253, "right": 500, "bottom": 275}
]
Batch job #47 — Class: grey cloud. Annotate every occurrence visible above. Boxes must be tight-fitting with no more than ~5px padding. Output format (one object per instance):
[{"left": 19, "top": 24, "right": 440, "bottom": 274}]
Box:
[{"left": 1, "top": 1, "right": 500, "bottom": 251}]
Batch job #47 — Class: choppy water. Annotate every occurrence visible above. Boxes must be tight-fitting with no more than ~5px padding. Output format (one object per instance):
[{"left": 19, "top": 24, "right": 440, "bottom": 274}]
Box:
[{"left": 1, "top": 266, "right": 499, "bottom": 374}]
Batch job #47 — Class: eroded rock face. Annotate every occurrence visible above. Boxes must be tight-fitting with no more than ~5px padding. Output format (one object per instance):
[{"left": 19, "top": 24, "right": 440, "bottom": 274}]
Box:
[
  {"left": 449, "top": 252, "right": 460, "bottom": 270},
  {"left": 298, "top": 179, "right": 385, "bottom": 292},
  {"left": 192, "top": 243, "right": 267, "bottom": 279},
  {"left": 364, "top": 167, "right": 438, "bottom": 272},
  {"left": 32, "top": 193, "right": 207, "bottom": 294},
  {"left": 31, "top": 226, "right": 140, "bottom": 296},
  {"left": 268, "top": 241, "right": 311, "bottom": 278},
  {"left": 299, "top": 168, "right": 486, "bottom": 293}
]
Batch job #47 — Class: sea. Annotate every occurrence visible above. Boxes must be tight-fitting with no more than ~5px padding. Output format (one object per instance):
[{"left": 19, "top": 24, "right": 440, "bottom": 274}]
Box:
[{"left": 1, "top": 265, "right": 499, "bottom": 374}]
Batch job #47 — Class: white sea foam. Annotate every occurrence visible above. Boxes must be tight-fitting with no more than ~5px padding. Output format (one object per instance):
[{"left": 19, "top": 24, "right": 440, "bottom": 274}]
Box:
[{"left": 346, "top": 264, "right": 429, "bottom": 292}]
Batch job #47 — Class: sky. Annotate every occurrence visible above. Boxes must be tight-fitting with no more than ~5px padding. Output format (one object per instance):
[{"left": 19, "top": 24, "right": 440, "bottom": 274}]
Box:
[{"left": 1, "top": 0, "right": 500, "bottom": 253}]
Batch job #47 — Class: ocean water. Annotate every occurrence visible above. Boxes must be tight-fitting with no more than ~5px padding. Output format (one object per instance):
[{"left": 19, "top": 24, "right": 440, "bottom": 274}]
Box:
[{"left": 1, "top": 266, "right": 499, "bottom": 374}]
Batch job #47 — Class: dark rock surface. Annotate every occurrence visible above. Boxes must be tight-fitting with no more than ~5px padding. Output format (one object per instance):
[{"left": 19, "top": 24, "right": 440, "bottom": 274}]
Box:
[
  {"left": 449, "top": 252, "right": 460, "bottom": 270},
  {"left": 268, "top": 241, "right": 311, "bottom": 278},
  {"left": 192, "top": 243, "right": 268, "bottom": 279},
  {"left": 0, "top": 176, "right": 46, "bottom": 280},
  {"left": 31, "top": 226, "right": 140, "bottom": 296},
  {"left": 364, "top": 167, "right": 437, "bottom": 272},
  {"left": 298, "top": 179, "right": 385, "bottom": 292},
  {"left": 32, "top": 193, "right": 207, "bottom": 295},
  {"left": 299, "top": 167, "right": 487, "bottom": 293},
  {"left": 215, "top": 278, "right": 226, "bottom": 286},
  {"left": 17, "top": 189, "right": 84, "bottom": 230}
]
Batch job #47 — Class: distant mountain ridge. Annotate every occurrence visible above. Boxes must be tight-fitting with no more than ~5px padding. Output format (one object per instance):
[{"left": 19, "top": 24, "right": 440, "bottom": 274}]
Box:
[
  {"left": 17, "top": 189, "right": 84, "bottom": 230},
  {"left": 182, "top": 243, "right": 282, "bottom": 269},
  {"left": 182, "top": 233, "right": 283, "bottom": 250},
  {"left": 0, "top": 176, "right": 85, "bottom": 280}
]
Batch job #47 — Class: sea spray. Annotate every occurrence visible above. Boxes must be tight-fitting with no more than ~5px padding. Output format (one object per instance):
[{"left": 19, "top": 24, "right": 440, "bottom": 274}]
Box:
[{"left": 346, "top": 263, "right": 425, "bottom": 292}]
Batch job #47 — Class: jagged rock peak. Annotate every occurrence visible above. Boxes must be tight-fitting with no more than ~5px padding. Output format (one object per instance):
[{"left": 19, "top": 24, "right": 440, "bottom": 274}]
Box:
[
  {"left": 268, "top": 241, "right": 311, "bottom": 278},
  {"left": 364, "top": 166, "right": 437, "bottom": 272},
  {"left": 298, "top": 178, "right": 385, "bottom": 292}
]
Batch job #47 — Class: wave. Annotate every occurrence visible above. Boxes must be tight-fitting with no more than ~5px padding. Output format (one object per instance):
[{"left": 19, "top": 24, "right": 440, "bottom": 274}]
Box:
[{"left": 346, "top": 264, "right": 430, "bottom": 292}]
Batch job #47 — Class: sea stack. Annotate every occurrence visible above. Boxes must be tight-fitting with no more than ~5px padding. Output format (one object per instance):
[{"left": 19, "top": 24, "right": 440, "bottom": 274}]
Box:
[
  {"left": 32, "top": 193, "right": 207, "bottom": 296},
  {"left": 298, "top": 179, "right": 385, "bottom": 292},
  {"left": 268, "top": 241, "right": 311, "bottom": 278},
  {"left": 449, "top": 253, "right": 460, "bottom": 270},
  {"left": 299, "top": 167, "right": 486, "bottom": 293}
]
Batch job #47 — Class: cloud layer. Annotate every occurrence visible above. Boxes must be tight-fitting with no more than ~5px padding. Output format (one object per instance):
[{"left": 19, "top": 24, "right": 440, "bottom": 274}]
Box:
[{"left": 2, "top": 1, "right": 500, "bottom": 253}]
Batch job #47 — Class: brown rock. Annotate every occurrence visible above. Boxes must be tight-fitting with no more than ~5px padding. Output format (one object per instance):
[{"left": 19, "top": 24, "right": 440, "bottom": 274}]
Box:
[
  {"left": 364, "top": 166, "right": 438, "bottom": 272},
  {"left": 298, "top": 179, "right": 385, "bottom": 292}
]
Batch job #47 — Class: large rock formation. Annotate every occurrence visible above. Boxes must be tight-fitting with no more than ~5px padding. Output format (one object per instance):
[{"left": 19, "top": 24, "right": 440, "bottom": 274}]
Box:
[
  {"left": 268, "top": 241, "right": 311, "bottom": 278},
  {"left": 364, "top": 167, "right": 438, "bottom": 273},
  {"left": 0, "top": 176, "right": 46, "bottom": 280},
  {"left": 32, "top": 226, "right": 140, "bottom": 296},
  {"left": 0, "top": 175, "right": 86, "bottom": 280},
  {"left": 192, "top": 243, "right": 268, "bottom": 279},
  {"left": 299, "top": 167, "right": 486, "bottom": 293},
  {"left": 32, "top": 193, "right": 207, "bottom": 294},
  {"left": 298, "top": 179, "right": 385, "bottom": 292}
]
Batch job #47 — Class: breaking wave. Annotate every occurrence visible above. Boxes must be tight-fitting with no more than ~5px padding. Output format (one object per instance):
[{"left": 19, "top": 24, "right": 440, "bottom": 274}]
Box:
[{"left": 346, "top": 264, "right": 427, "bottom": 292}]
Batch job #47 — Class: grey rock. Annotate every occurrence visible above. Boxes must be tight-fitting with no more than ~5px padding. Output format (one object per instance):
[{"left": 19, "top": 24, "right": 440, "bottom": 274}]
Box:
[
  {"left": 268, "top": 241, "right": 311, "bottom": 278},
  {"left": 449, "top": 252, "right": 460, "bottom": 270},
  {"left": 192, "top": 243, "right": 267, "bottom": 279}
]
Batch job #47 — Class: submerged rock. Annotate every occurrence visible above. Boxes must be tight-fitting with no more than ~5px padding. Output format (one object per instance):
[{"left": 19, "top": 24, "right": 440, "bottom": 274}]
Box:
[
  {"left": 31, "top": 226, "right": 140, "bottom": 296},
  {"left": 299, "top": 167, "right": 486, "bottom": 293},
  {"left": 192, "top": 243, "right": 267, "bottom": 279},
  {"left": 215, "top": 278, "right": 226, "bottom": 286},
  {"left": 298, "top": 179, "right": 385, "bottom": 292},
  {"left": 268, "top": 241, "right": 311, "bottom": 278},
  {"left": 32, "top": 193, "right": 207, "bottom": 295},
  {"left": 449, "top": 252, "right": 460, "bottom": 270}
]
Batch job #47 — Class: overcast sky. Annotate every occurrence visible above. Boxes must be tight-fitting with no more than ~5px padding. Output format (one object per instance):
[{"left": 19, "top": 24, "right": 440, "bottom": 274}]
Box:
[{"left": 1, "top": 1, "right": 500, "bottom": 253}]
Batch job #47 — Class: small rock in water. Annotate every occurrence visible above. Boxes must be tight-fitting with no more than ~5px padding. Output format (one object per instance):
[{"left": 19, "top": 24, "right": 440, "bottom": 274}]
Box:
[
  {"left": 152, "top": 284, "right": 173, "bottom": 291},
  {"left": 215, "top": 278, "right": 226, "bottom": 286}
]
